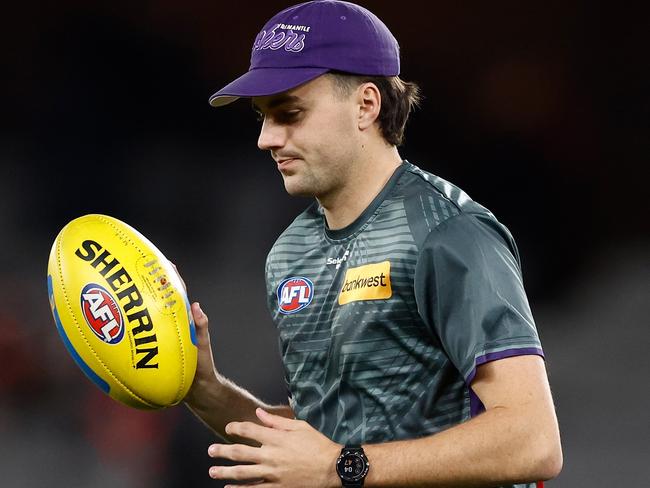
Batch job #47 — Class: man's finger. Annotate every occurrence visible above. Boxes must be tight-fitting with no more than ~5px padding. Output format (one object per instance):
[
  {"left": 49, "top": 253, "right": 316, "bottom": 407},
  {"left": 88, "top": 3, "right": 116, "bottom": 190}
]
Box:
[
  {"left": 191, "top": 302, "right": 209, "bottom": 338},
  {"left": 208, "top": 464, "right": 266, "bottom": 481},
  {"left": 256, "top": 408, "right": 300, "bottom": 431},
  {"left": 189, "top": 302, "right": 214, "bottom": 357},
  {"left": 208, "top": 443, "right": 263, "bottom": 464},
  {"left": 223, "top": 483, "right": 266, "bottom": 488},
  {"left": 184, "top": 302, "right": 217, "bottom": 404},
  {"left": 191, "top": 302, "right": 217, "bottom": 351},
  {"left": 225, "top": 421, "right": 276, "bottom": 444}
]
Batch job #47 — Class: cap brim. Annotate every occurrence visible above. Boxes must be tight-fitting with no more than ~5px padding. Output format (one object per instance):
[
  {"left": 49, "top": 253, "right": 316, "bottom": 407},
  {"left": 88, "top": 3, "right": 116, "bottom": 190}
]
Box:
[{"left": 209, "top": 67, "right": 330, "bottom": 107}]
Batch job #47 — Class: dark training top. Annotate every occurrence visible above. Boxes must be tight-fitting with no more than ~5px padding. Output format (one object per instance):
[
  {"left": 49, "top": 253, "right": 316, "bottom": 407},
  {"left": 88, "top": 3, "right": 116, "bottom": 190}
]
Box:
[{"left": 265, "top": 161, "right": 542, "bottom": 488}]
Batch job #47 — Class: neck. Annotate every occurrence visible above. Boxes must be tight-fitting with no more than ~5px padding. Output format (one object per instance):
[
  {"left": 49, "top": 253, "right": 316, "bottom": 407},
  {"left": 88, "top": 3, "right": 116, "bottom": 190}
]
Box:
[{"left": 319, "top": 145, "right": 402, "bottom": 230}]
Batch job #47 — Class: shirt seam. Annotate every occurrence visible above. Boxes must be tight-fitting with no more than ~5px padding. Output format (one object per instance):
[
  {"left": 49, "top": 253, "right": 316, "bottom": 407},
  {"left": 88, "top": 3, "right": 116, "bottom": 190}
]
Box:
[{"left": 404, "top": 163, "right": 464, "bottom": 215}]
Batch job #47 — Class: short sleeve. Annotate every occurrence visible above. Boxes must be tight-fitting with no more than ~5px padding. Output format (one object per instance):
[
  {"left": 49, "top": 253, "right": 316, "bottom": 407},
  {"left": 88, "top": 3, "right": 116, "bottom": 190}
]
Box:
[{"left": 414, "top": 213, "right": 543, "bottom": 383}]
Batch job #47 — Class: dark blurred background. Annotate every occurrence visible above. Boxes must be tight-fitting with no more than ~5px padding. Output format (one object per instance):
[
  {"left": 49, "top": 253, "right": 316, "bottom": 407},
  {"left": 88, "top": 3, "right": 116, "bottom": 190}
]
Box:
[{"left": 1, "top": 1, "right": 648, "bottom": 486}]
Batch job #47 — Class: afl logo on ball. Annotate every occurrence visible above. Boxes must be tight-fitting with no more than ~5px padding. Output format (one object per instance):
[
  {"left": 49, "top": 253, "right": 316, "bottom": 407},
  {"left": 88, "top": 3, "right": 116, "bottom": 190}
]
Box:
[
  {"left": 80, "top": 283, "right": 125, "bottom": 344},
  {"left": 277, "top": 277, "right": 314, "bottom": 314}
]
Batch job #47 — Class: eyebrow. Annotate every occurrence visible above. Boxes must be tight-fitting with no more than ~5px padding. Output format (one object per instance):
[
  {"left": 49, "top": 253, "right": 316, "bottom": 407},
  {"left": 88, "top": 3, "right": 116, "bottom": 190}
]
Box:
[{"left": 251, "top": 95, "right": 302, "bottom": 112}]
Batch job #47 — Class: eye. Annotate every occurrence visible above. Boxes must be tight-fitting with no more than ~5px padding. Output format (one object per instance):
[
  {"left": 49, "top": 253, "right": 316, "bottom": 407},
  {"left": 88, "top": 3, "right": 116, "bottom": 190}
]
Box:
[
  {"left": 254, "top": 110, "right": 265, "bottom": 123},
  {"left": 277, "top": 109, "right": 302, "bottom": 123}
]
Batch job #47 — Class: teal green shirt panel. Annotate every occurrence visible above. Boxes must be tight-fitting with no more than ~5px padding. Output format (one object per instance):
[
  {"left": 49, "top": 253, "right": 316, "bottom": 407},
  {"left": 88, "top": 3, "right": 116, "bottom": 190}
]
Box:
[{"left": 414, "top": 212, "right": 542, "bottom": 382}]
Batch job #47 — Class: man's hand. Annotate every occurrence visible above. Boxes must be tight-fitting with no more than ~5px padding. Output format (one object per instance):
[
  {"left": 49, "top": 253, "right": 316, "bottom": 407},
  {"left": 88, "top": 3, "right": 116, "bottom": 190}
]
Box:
[
  {"left": 208, "top": 408, "right": 341, "bottom": 488},
  {"left": 169, "top": 261, "right": 216, "bottom": 404},
  {"left": 168, "top": 260, "right": 220, "bottom": 408},
  {"left": 170, "top": 262, "right": 295, "bottom": 440},
  {"left": 184, "top": 301, "right": 220, "bottom": 405},
  {"left": 169, "top": 260, "right": 224, "bottom": 414}
]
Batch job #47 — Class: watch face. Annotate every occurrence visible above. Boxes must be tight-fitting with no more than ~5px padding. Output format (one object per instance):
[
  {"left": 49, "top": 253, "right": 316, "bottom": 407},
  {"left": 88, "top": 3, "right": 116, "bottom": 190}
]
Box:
[{"left": 336, "top": 452, "right": 368, "bottom": 482}]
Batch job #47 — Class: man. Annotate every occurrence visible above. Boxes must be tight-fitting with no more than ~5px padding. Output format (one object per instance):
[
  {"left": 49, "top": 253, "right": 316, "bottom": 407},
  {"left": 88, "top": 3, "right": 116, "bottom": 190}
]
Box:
[{"left": 183, "top": 1, "right": 562, "bottom": 487}]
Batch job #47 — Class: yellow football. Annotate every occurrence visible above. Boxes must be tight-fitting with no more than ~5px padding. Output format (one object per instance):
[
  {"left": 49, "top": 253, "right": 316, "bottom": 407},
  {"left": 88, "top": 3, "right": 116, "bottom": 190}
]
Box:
[{"left": 47, "top": 214, "right": 197, "bottom": 409}]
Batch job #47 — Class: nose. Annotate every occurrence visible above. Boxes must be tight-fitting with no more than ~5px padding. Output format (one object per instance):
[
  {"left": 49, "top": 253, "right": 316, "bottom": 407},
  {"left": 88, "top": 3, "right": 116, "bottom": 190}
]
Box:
[{"left": 257, "top": 118, "right": 287, "bottom": 151}]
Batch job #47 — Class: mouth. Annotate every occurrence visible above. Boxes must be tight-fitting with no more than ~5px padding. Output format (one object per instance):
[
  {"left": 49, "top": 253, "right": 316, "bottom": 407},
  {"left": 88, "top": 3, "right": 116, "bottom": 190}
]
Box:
[{"left": 276, "top": 157, "right": 300, "bottom": 171}]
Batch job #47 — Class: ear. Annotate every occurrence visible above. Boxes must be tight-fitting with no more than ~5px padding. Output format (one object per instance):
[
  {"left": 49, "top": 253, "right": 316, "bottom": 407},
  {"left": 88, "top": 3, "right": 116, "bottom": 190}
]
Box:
[{"left": 357, "top": 82, "right": 381, "bottom": 131}]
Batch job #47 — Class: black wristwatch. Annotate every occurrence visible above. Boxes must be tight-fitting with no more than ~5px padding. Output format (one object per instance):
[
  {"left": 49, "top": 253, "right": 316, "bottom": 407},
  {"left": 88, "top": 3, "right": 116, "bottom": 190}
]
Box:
[{"left": 336, "top": 445, "right": 370, "bottom": 487}]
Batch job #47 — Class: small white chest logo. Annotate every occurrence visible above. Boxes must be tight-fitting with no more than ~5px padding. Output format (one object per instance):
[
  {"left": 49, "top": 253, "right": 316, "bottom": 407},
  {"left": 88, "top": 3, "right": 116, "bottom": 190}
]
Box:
[{"left": 326, "top": 249, "right": 350, "bottom": 269}]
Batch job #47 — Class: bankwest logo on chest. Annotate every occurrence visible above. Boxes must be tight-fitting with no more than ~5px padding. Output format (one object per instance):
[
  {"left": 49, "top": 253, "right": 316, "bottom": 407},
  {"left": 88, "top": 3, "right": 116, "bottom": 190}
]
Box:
[{"left": 338, "top": 261, "right": 392, "bottom": 305}]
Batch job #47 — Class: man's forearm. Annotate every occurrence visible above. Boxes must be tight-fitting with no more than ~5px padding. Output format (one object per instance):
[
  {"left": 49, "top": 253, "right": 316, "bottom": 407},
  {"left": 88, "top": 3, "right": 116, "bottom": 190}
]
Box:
[
  {"left": 363, "top": 404, "right": 559, "bottom": 487},
  {"left": 362, "top": 357, "right": 562, "bottom": 487},
  {"left": 184, "top": 371, "right": 294, "bottom": 444}
]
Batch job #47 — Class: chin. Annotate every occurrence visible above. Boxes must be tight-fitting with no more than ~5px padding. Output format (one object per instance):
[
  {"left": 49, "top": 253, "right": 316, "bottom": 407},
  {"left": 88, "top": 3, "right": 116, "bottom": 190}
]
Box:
[
  {"left": 284, "top": 184, "right": 315, "bottom": 198},
  {"left": 282, "top": 176, "right": 317, "bottom": 198}
]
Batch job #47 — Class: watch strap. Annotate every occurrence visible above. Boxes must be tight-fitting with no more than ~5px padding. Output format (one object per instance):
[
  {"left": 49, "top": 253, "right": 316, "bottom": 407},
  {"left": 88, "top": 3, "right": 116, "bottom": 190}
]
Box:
[{"left": 343, "top": 445, "right": 362, "bottom": 453}]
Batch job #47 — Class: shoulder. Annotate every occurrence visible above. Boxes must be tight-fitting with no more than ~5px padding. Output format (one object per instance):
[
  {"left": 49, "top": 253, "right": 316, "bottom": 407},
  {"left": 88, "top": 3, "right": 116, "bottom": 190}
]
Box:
[
  {"left": 421, "top": 212, "right": 519, "bottom": 269},
  {"left": 399, "top": 161, "right": 512, "bottom": 252},
  {"left": 400, "top": 161, "right": 492, "bottom": 216}
]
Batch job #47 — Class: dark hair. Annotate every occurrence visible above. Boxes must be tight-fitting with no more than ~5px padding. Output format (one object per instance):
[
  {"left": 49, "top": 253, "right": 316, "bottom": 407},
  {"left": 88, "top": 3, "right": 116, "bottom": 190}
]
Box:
[{"left": 328, "top": 72, "right": 422, "bottom": 146}]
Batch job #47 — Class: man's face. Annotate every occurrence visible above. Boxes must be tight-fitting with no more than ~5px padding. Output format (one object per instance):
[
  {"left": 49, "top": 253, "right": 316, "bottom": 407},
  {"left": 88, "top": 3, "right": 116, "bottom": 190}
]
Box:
[{"left": 253, "top": 75, "right": 360, "bottom": 199}]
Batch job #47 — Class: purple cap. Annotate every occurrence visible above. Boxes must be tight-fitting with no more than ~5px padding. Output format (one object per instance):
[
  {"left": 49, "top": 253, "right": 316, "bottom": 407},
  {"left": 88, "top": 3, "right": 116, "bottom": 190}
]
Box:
[{"left": 209, "top": 0, "right": 400, "bottom": 107}]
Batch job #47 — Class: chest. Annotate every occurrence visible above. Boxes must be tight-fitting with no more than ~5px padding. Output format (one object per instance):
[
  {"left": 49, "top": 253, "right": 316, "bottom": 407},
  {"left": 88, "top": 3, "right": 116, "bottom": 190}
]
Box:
[{"left": 268, "top": 233, "right": 428, "bottom": 387}]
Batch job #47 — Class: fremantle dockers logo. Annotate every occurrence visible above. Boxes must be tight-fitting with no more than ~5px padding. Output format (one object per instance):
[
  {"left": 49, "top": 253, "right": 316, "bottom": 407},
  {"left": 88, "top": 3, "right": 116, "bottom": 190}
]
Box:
[{"left": 253, "top": 23, "right": 308, "bottom": 52}]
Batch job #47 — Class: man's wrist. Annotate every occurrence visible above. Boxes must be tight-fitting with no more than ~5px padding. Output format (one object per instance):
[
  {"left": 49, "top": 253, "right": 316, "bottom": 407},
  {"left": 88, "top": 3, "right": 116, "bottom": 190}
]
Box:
[
  {"left": 326, "top": 443, "right": 344, "bottom": 488},
  {"left": 356, "top": 443, "right": 388, "bottom": 487},
  {"left": 183, "top": 368, "right": 223, "bottom": 411}
]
